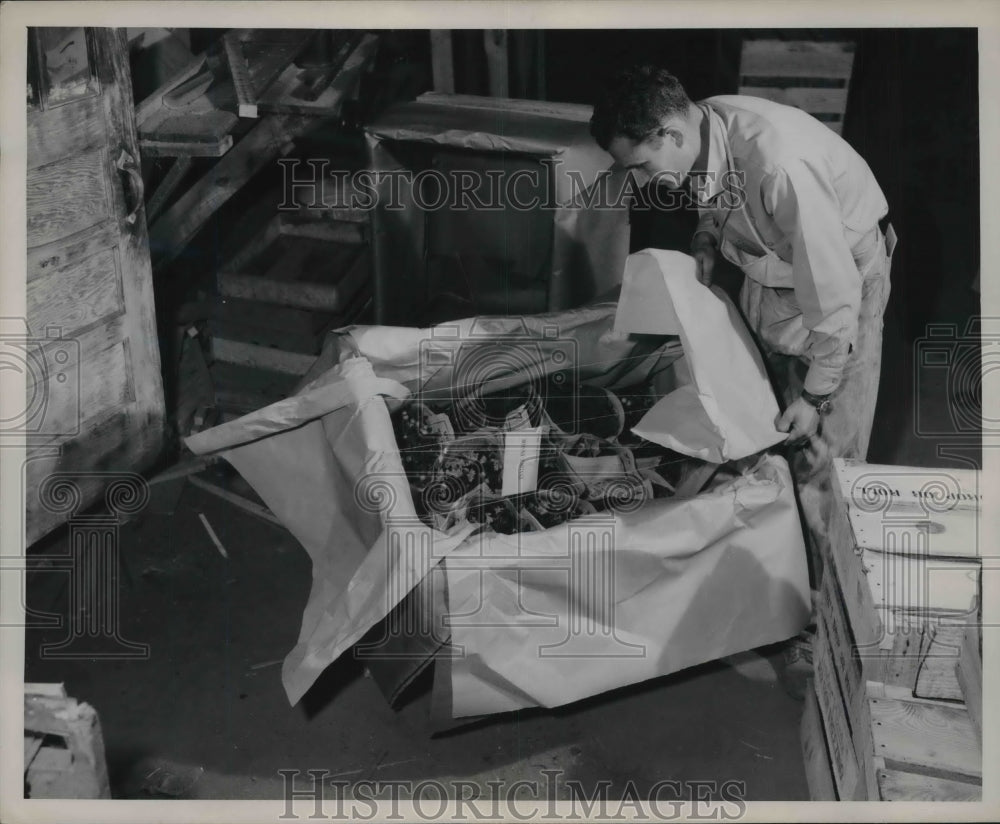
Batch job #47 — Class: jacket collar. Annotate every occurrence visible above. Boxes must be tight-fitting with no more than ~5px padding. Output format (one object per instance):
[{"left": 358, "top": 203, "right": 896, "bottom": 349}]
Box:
[{"left": 688, "top": 102, "right": 730, "bottom": 206}]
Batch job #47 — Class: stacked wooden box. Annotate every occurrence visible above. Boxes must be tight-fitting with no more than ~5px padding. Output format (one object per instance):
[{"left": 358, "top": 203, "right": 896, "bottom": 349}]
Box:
[
  {"left": 739, "top": 38, "right": 856, "bottom": 135},
  {"left": 209, "top": 176, "right": 373, "bottom": 417},
  {"left": 802, "top": 459, "right": 983, "bottom": 801}
]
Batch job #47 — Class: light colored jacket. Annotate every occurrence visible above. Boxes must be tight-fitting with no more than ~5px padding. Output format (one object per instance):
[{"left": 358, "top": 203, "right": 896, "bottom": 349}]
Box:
[{"left": 692, "top": 95, "right": 888, "bottom": 395}]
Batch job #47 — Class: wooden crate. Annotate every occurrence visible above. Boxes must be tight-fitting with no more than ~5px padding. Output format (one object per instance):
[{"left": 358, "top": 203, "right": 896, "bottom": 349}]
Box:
[
  {"left": 24, "top": 684, "right": 111, "bottom": 799},
  {"left": 806, "top": 459, "right": 983, "bottom": 801},
  {"left": 801, "top": 681, "right": 837, "bottom": 800},
  {"left": 739, "top": 38, "right": 856, "bottom": 134},
  {"left": 216, "top": 213, "right": 370, "bottom": 313}
]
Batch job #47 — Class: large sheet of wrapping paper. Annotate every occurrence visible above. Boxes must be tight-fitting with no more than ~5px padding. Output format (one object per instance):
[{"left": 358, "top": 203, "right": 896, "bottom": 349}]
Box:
[
  {"left": 441, "top": 453, "right": 810, "bottom": 717},
  {"left": 615, "top": 249, "right": 787, "bottom": 462},
  {"left": 185, "top": 358, "right": 477, "bottom": 705},
  {"left": 185, "top": 300, "right": 807, "bottom": 711}
]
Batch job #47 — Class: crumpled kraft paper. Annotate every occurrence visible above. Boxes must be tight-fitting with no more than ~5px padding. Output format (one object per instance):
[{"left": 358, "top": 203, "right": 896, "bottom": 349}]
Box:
[
  {"left": 440, "top": 453, "right": 810, "bottom": 717},
  {"left": 185, "top": 300, "right": 806, "bottom": 710},
  {"left": 615, "top": 249, "right": 787, "bottom": 462}
]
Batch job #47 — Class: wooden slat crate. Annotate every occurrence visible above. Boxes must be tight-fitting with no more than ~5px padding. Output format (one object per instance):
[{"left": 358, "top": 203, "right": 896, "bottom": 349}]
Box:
[
  {"left": 806, "top": 459, "right": 982, "bottom": 801},
  {"left": 800, "top": 681, "right": 838, "bottom": 801},
  {"left": 739, "top": 39, "right": 856, "bottom": 134},
  {"left": 216, "top": 214, "right": 370, "bottom": 313},
  {"left": 24, "top": 684, "right": 111, "bottom": 799}
]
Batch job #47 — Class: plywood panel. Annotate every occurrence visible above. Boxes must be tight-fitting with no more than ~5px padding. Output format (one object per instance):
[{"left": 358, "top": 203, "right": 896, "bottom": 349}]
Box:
[
  {"left": 27, "top": 247, "right": 124, "bottom": 336},
  {"left": 26, "top": 149, "right": 110, "bottom": 248},
  {"left": 869, "top": 696, "right": 981, "bottom": 777},
  {"left": 801, "top": 684, "right": 838, "bottom": 800},
  {"left": 877, "top": 766, "right": 980, "bottom": 801},
  {"left": 27, "top": 94, "right": 107, "bottom": 170}
]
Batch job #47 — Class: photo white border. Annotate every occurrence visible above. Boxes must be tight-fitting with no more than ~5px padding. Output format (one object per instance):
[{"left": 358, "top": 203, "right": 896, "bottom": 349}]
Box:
[{"left": 2, "top": 2, "right": 997, "bottom": 822}]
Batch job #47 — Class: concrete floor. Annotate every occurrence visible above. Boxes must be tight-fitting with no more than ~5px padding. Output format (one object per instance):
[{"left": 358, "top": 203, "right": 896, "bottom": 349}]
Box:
[
  {"left": 24, "top": 488, "right": 808, "bottom": 801},
  {"left": 22, "top": 264, "right": 980, "bottom": 802}
]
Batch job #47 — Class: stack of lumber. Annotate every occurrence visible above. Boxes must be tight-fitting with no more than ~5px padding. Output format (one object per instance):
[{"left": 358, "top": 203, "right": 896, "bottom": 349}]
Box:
[
  {"left": 208, "top": 174, "right": 373, "bottom": 417},
  {"left": 801, "top": 459, "right": 982, "bottom": 801},
  {"left": 739, "top": 38, "right": 855, "bottom": 134}
]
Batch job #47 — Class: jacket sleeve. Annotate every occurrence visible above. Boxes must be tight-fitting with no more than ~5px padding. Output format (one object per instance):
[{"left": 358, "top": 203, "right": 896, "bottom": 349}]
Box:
[{"left": 762, "top": 160, "right": 861, "bottom": 395}]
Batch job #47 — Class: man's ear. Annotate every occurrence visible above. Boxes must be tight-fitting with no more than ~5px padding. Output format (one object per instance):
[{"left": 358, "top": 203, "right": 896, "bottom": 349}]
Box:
[{"left": 664, "top": 126, "right": 685, "bottom": 148}]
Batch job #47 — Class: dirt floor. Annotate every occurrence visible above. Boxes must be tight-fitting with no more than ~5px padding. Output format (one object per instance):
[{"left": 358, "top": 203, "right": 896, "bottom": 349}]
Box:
[{"left": 22, "top": 262, "right": 979, "bottom": 803}]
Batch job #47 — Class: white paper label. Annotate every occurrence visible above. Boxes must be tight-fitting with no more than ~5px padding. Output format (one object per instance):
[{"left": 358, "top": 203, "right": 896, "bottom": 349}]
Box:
[{"left": 501, "top": 426, "right": 545, "bottom": 496}]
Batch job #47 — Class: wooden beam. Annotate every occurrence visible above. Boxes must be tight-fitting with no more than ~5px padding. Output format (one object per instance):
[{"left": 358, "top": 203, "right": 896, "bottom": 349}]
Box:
[
  {"left": 145, "top": 156, "right": 193, "bottom": 224},
  {"left": 483, "top": 30, "right": 509, "bottom": 98},
  {"left": 148, "top": 113, "right": 309, "bottom": 269},
  {"left": 430, "top": 30, "right": 454, "bottom": 93}
]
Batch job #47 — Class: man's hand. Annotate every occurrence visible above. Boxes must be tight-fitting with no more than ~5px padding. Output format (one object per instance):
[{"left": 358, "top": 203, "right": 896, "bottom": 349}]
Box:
[
  {"left": 691, "top": 233, "right": 717, "bottom": 287},
  {"left": 775, "top": 396, "right": 820, "bottom": 445}
]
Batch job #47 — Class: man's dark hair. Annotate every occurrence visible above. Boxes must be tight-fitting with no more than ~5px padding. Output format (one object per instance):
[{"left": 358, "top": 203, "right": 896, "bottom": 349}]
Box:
[{"left": 590, "top": 64, "right": 692, "bottom": 150}]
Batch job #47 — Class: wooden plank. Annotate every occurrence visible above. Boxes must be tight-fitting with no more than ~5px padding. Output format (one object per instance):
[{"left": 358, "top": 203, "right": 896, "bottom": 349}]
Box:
[
  {"left": 828, "top": 467, "right": 883, "bottom": 648},
  {"left": 418, "top": 92, "right": 592, "bottom": 122},
  {"left": 224, "top": 29, "right": 314, "bottom": 119},
  {"left": 815, "top": 612, "right": 878, "bottom": 800},
  {"left": 868, "top": 695, "right": 981, "bottom": 777},
  {"left": 848, "top": 506, "right": 980, "bottom": 560},
  {"left": 812, "top": 621, "right": 864, "bottom": 800},
  {"left": 738, "top": 86, "right": 849, "bottom": 114},
  {"left": 27, "top": 93, "right": 107, "bottom": 170},
  {"left": 207, "top": 314, "right": 327, "bottom": 356},
  {"left": 210, "top": 296, "right": 332, "bottom": 335},
  {"left": 801, "top": 683, "right": 838, "bottom": 800},
  {"left": 134, "top": 53, "right": 205, "bottom": 126},
  {"left": 148, "top": 113, "right": 309, "bottom": 268},
  {"left": 27, "top": 149, "right": 111, "bottom": 248},
  {"left": 257, "top": 34, "right": 379, "bottom": 117},
  {"left": 27, "top": 246, "right": 123, "bottom": 337},
  {"left": 211, "top": 338, "right": 316, "bottom": 376},
  {"left": 188, "top": 476, "right": 284, "bottom": 527},
  {"left": 913, "top": 622, "right": 965, "bottom": 701},
  {"left": 218, "top": 246, "right": 369, "bottom": 312},
  {"left": 877, "top": 765, "right": 981, "bottom": 801},
  {"left": 429, "top": 31, "right": 455, "bottom": 94},
  {"left": 277, "top": 216, "right": 367, "bottom": 245},
  {"left": 835, "top": 459, "right": 981, "bottom": 514},
  {"left": 483, "top": 30, "right": 509, "bottom": 98},
  {"left": 139, "top": 128, "right": 235, "bottom": 157},
  {"left": 862, "top": 551, "right": 978, "bottom": 615},
  {"left": 740, "top": 39, "right": 856, "bottom": 80},
  {"left": 145, "top": 156, "right": 194, "bottom": 224},
  {"left": 955, "top": 623, "right": 982, "bottom": 742},
  {"left": 25, "top": 684, "right": 68, "bottom": 699}
]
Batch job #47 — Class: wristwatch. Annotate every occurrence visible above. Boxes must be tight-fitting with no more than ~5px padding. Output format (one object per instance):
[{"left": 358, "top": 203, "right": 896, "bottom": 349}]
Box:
[{"left": 801, "top": 390, "right": 833, "bottom": 416}]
